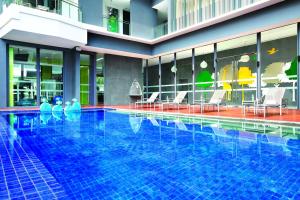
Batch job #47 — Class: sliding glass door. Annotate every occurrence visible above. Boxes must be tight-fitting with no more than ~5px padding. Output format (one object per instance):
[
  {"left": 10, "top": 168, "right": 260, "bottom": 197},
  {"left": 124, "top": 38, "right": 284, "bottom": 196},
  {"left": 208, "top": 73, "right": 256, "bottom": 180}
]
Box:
[
  {"left": 9, "top": 45, "right": 37, "bottom": 107},
  {"left": 9, "top": 45, "right": 64, "bottom": 107},
  {"left": 40, "top": 49, "right": 63, "bottom": 105}
]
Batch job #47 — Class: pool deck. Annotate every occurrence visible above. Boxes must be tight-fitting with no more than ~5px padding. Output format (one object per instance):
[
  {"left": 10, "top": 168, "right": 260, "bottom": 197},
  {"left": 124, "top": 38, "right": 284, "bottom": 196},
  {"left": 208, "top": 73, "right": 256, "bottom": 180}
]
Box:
[
  {"left": 105, "top": 105, "right": 300, "bottom": 125},
  {"left": 1, "top": 105, "right": 300, "bottom": 125}
]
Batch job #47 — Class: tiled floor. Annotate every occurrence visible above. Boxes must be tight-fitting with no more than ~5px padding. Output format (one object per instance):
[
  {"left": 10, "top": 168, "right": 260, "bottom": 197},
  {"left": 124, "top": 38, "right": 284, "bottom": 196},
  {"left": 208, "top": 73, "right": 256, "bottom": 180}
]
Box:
[{"left": 0, "top": 117, "right": 67, "bottom": 199}]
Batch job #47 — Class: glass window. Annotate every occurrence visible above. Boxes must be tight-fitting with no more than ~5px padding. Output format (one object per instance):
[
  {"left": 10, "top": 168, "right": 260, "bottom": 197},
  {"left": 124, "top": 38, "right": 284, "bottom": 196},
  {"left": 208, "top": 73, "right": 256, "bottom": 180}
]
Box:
[
  {"left": 261, "top": 24, "right": 297, "bottom": 108},
  {"left": 40, "top": 49, "right": 63, "bottom": 105},
  {"left": 176, "top": 49, "right": 192, "bottom": 103},
  {"left": 195, "top": 44, "right": 214, "bottom": 101},
  {"left": 80, "top": 54, "right": 90, "bottom": 106},
  {"left": 96, "top": 54, "right": 104, "bottom": 105},
  {"left": 217, "top": 34, "right": 257, "bottom": 105},
  {"left": 147, "top": 57, "right": 160, "bottom": 98},
  {"left": 9, "top": 45, "right": 37, "bottom": 107},
  {"left": 161, "top": 54, "right": 175, "bottom": 101}
]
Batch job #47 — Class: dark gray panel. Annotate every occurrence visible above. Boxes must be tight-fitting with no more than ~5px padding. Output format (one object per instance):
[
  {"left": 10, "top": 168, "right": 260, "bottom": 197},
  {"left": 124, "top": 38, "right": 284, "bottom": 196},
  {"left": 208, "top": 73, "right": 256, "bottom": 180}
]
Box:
[
  {"left": 104, "top": 54, "right": 142, "bottom": 105},
  {"left": 63, "top": 49, "right": 80, "bottom": 103}
]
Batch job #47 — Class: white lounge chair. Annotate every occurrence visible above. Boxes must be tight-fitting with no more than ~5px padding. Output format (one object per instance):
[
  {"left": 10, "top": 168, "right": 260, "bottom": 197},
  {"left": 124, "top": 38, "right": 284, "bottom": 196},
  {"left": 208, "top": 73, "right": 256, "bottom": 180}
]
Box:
[
  {"left": 195, "top": 90, "right": 226, "bottom": 113},
  {"left": 160, "top": 91, "right": 188, "bottom": 111},
  {"left": 255, "top": 87, "right": 286, "bottom": 117},
  {"left": 135, "top": 92, "right": 159, "bottom": 109}
]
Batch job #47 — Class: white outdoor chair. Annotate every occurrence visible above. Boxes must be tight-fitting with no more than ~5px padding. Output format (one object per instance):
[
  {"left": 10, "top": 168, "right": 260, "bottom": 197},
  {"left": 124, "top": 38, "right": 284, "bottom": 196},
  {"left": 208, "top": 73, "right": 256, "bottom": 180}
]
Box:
[
  {"left": 255, "top": 87, "right": 286, "bottom": 117},
  {"left": 160, "top": 91, "right": 188, "bottom": 111},
  {"left": 135, "top": 92, "right": 159, "bottom": 109},
  {"left": 195, "top": 90, "right": 226, "bottom": 113}
]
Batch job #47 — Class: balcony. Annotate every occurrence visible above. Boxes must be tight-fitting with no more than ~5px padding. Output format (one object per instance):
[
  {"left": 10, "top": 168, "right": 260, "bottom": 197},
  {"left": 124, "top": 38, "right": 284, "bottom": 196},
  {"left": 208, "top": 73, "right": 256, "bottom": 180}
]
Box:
[{"left": 1, "top": 0, "right": 82, "bottom": 22}]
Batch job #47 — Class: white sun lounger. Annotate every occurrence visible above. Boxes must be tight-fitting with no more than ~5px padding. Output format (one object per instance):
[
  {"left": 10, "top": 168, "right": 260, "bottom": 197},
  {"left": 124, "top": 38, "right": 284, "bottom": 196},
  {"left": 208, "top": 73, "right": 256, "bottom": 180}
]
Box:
[
  {"left": 194, "top": 90, "right": 226, "bottom": 113},
  {"left": 159, "top": 91, "right": 188, "bottom": 111},
  {"left": 255, "top": 87, "right": 286, "bottom": 117},
  {"left": 135, "top": 92, "right": 159, "bottom": 109}
]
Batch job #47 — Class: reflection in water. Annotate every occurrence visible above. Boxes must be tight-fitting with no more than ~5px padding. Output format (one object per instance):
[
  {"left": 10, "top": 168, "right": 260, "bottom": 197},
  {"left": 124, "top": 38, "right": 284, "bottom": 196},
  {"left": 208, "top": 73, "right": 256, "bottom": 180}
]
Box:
[
  {"left": 40, "top": 113, "right": 52, "bottom": 124},
  {"left": 52, "top": 111, "right": 63, "bottom": 121},
  {"left": 129, "top": 114, "right": 143, "bottom": 134}
]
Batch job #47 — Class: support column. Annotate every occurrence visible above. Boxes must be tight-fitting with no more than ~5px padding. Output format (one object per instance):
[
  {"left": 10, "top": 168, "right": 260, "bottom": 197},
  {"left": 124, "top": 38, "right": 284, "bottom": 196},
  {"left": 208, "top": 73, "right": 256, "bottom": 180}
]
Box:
[
  {"left": 214, "top": 43, "right": 218, "bottom": 90},
  {"left": 297, "top": 23, "right": 300, "bottom": 109},
  {"left": 192, "top": 48, "right": 195, "bottom": 104},
  {"left": 0, "top": 39, "right": 7, "bottom": 108},
  {"left": 63, "top": 49, "right": 80, "bottom": 103},
  {"left": 159, "top": 56, "right": 162, "bottom": 100},
  {"left": 257, "top": 32, "right": 262, "bottom": 100},
  {"left": 146, "top": 60, "right": 149, "bottom": 98},
  {"left": 89, "top": 53, "right": 97, "bottom": 106},
  {"left": 36, "top": 48, "right": 41, "bottom": 106},
  {"left": 174, "top": 53, "right": 177, "bottom": 97}
]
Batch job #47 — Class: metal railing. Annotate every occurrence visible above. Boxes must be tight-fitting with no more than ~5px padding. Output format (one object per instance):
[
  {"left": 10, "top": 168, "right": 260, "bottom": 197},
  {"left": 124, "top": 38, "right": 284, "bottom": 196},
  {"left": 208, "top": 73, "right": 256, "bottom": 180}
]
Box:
[
  {"left": 1, "top": 0, "right": 82, "bottom": 21},
  {"left": 158, "top": 0, "right": 264, "bottom": 37},
  {"left": 154, "top": 22, "right": 168, "bottom": 38}
]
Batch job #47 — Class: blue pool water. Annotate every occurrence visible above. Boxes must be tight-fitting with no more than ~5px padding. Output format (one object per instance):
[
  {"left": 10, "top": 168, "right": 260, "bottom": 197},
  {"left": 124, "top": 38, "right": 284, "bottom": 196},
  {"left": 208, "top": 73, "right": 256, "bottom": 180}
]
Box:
[{"left": 1, "top": 109, "right": 300, "bottom": 199}]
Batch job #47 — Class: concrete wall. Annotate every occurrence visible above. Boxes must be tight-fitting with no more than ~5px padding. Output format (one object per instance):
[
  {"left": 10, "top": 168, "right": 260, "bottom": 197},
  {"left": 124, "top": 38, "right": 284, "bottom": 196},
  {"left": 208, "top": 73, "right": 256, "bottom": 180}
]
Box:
[
  {"left": 0, "top": 39, "right": 7, "bottom": 108},
  {"left": 130, "top": 0, "right": 157, "bottom": 39},
  {"left": 79, "top": 0, "right": 103, "bottom": 27},
  {"left": 104, "top": 54, "right": 143, "bottom": 105}
]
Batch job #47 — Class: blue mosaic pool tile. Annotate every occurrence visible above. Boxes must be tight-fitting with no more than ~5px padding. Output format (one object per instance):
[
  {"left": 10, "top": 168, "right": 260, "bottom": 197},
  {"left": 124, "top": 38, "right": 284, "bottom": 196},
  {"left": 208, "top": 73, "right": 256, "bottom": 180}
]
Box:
[
  {"left": 0, "top": 117, "right": 67, "bottom": 200},
  {"left": 0, "top": 110, "right": 300, "bottom": 199}
]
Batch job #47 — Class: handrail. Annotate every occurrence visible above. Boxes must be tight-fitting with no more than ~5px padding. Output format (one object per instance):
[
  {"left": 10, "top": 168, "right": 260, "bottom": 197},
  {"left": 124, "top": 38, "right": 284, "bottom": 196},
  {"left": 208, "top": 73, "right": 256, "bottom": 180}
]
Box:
[{"left": 1, "top": 0, "right": 82, "bottom": 21}]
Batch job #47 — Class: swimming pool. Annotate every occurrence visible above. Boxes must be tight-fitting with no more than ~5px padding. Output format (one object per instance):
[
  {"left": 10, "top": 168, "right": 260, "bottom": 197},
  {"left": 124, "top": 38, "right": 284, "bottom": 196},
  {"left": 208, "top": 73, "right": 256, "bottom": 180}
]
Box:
[{"left": 1, "top": 109, "right": 300, "bottom": 199}]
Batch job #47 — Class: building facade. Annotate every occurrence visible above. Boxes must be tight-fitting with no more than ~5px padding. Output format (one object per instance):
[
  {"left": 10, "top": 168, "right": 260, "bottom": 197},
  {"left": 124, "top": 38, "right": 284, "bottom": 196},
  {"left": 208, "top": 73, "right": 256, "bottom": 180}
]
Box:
[{"left": 0, "top": 0, "right": 300, "bottom": 108}]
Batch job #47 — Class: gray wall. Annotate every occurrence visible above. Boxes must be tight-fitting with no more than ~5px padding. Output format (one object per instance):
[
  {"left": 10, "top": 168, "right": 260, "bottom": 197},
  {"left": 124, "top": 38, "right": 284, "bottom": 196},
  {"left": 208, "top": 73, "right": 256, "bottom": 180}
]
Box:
[
  {"left": 130, "top": 0, "right": 157, "bottom": 39},
  {"left": 0, "top": 39, "right": 7, "bottom": 108},
  {"left": 104, "top": 54, "right": 143, "bottom": 105},
  {"left": 79, "top": 0, "right": 103, "bottom": 27}
]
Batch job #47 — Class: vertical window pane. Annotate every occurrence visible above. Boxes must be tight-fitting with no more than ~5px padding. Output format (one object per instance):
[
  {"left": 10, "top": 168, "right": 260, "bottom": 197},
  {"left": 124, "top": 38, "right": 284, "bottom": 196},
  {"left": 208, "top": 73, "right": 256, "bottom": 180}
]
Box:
[
  {"left": 217, "top": 34, "right": 257, "bottom": 105},
  {"left": 161, "top": 54, "right": 175, "bottom": 100},
  {"left": 147, "top": 57, "right": 160, "bottom": 97},
  {"left": 80, "top": 54, "right": 90, "bottom": 106},
  {"left": 195, "top": 44, "right": 214, "bottom": 101},
  {"left": 176, "top": 49, "right": 192, "bottom": 103},
  {"left": 261, "top": 24, "right": 297, "bottom": 108},
  {"left": 40, "top": 49, "right": 63, "bottom": 105},
  {"left": 96, "top": 54, "right": 104, "bottom": 105},
  {"left": 9, "top": 45, "right": 37, "bottom": 107}
]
